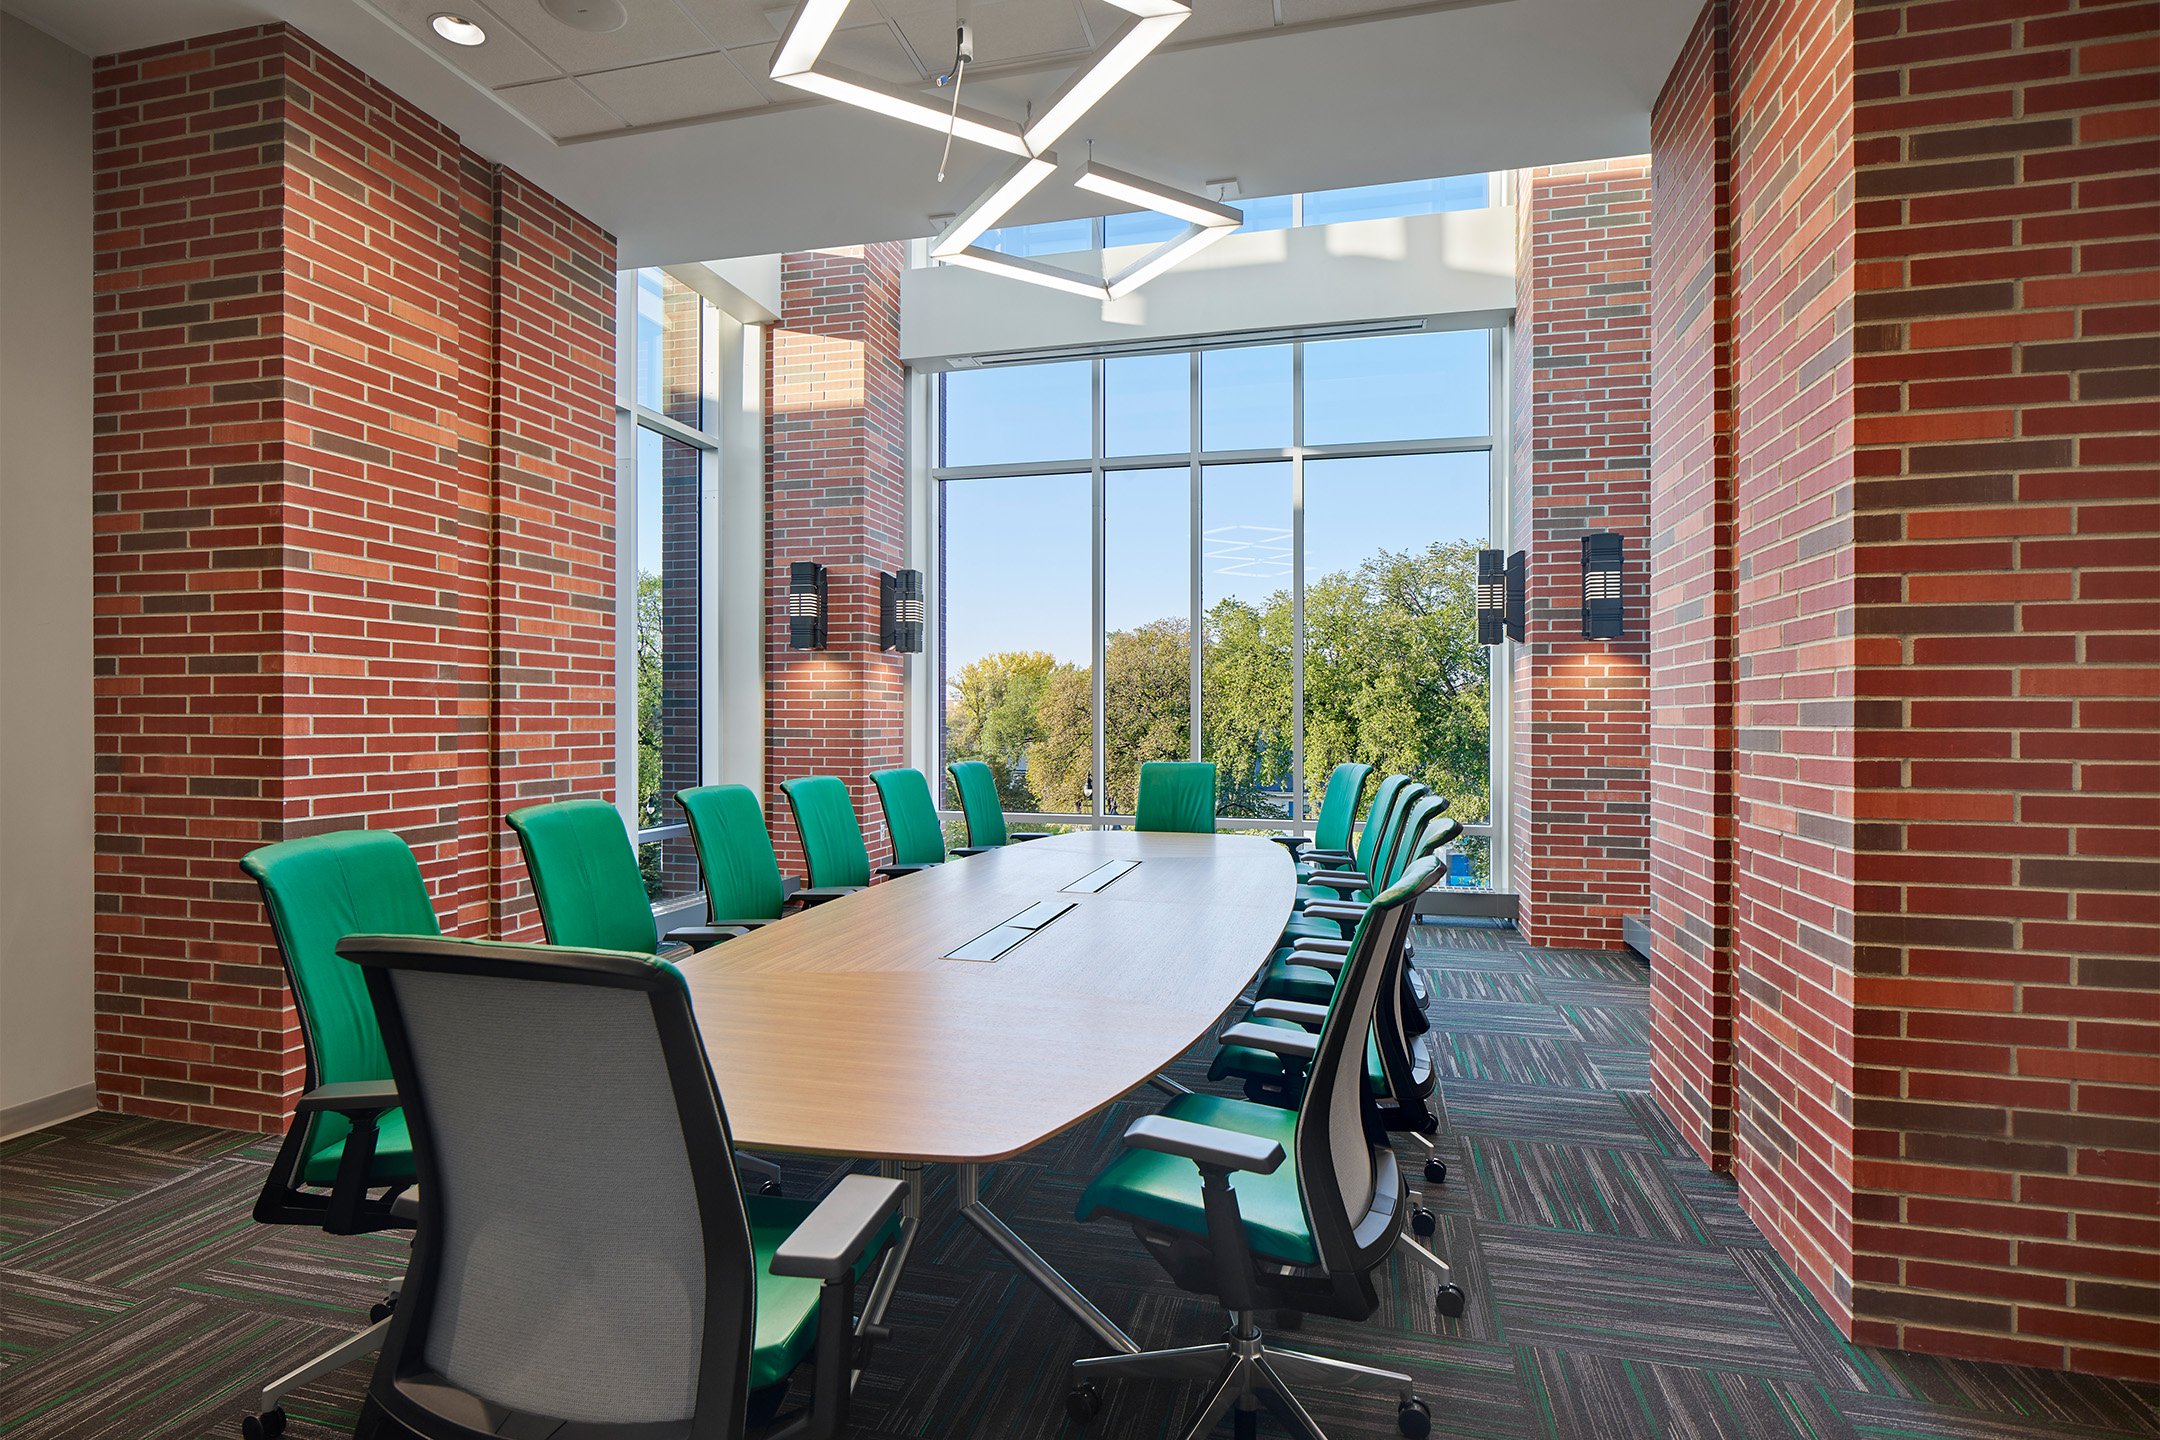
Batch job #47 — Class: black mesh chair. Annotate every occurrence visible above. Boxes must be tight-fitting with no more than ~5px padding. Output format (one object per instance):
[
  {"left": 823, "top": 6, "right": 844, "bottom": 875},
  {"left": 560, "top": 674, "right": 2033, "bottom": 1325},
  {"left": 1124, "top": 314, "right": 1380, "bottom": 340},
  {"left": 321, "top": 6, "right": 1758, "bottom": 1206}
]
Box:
[
  {"left": 341, "top": 934, "right": 909, "bottom": 1440},
  {"left": 1069, "top": 854, "right": 1456, "bottom": 1440}
]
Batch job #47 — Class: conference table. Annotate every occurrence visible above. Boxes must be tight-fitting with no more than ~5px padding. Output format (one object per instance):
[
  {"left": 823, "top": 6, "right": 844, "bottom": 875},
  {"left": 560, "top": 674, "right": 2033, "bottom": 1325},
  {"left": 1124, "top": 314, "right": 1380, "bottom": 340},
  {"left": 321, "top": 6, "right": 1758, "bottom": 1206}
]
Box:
[{"left": 675, "top": 828, "right": 1296, "bottom": 1355}]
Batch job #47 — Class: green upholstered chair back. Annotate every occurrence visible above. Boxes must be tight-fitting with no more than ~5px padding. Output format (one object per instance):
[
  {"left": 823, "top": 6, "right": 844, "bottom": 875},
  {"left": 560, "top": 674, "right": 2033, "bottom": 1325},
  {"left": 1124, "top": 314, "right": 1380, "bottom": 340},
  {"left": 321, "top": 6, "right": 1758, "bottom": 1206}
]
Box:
[
  {"left": 872, "top": 768, "right": 948, "bottom": 866},
  {"left": 1352, "top": 774, "right": 1413, "bottom": 874},
  {"left": 506, "top": 799, "right": 661, "bottom": 956},
  {"left": 676, "top": 785, "right": 787, "bottom": 923},
  {"left": 1134, "top": 761, "right": 1217, "bottom": 834},
  {"left": 781, "top": 776, "right": 873, "bottom": 889},
  {"left": 240, "top": 828, "right": 440, "bottom": 1157},
  {"left": 946, "top": 760, "right": 1010, "bottom": 848},
  {"left": 1310, "top": 763, "right": 1374, "bottom": 854}
]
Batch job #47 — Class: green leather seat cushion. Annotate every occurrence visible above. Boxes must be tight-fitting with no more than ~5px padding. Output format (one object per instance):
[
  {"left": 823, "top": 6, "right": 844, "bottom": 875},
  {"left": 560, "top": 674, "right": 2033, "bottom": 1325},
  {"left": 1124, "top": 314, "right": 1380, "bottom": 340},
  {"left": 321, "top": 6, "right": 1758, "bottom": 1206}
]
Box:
[
  {"left": 1280, "top": 913, "right": 1352, "bottom": 943},
  {"left": 1294, "top": 882, "right": 1368, "bottom": 908},
  {"left": 1075, "top": 1093, "right": 1314, "bottom": 1265},
  {"left": 746, "top": 1194, "right": 900, "bottom": 1391},
  {"left": 1207, "top": 1018, "right": 1386, "bottom": 1099},
  {"left": 302, "top": 1107, "right": 419, "bottom": 1188},
  {"left": 1257, "top": 957, "right": 1338, "bottom": 1006}
]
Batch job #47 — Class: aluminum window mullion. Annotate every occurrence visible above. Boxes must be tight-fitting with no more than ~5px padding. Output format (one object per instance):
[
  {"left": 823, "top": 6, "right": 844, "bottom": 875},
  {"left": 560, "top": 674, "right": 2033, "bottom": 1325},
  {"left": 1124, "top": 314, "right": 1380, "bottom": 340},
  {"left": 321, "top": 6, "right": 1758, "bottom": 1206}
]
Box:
[
  {"left": 1091, "top": 358, "right": 1107, "bottom": 828},
  {"left": 1186, "top": 349, "right": 1203, "bottom": 765},
  {"left": 1289, "top": 340, "right": 1306, "bottom": 831}
]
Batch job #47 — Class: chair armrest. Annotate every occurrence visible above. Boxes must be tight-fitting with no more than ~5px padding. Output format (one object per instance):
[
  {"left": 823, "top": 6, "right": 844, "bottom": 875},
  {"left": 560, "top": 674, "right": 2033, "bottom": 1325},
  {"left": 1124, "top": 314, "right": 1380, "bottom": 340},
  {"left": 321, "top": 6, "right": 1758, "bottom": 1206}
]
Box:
[
  {"left": 1284, "top": 948, "right": 1346, "bottom": 973},
  {"left": 1304, "top": 869, "right": 1367, "bottom": 890},
  {"left": 1123, "top": 1115, "right": 1283, "bottom": 1175},
  {"left": 1304, "top": 901, "right": 1368, "bottom": 924},
  {"left": 1011, "top": 831, "right": 1054, "bottom": 842},
  {"left": 952, "top": 846, "right": 992, "bottom": 857},
  {"left": 662, "top": 924, "right": 750, "bottom": 949},
  {"left": 877, "top": 864, "right": 935, "bottom": 880},
  {"left": 793, "top": 886, "right": 862, "bottom": 907},
  {"left": 689, "top": 917, "right": 777, "bottom": 932},
  {"left": 1298, "top": 937, "right": 1351, "bottom": 955},
  {"left": 294, "top": 1080, "right": 400, "bottom": 1116},
  {"left": 1301, "top": 848, "right": 1356, "bottom": 868},
  {"left": 1269, "top": 835, "right": 1311, "bottom": 858},
  {"left": 1251, "top": 999, "right": 1330, "bottom": 1027},
  {"left": 770, "top": 1174, "right": 907, "bottom": 1281},
  {"left": 1220, "top": 1023, "right": 1319, "bottom": 1063}
]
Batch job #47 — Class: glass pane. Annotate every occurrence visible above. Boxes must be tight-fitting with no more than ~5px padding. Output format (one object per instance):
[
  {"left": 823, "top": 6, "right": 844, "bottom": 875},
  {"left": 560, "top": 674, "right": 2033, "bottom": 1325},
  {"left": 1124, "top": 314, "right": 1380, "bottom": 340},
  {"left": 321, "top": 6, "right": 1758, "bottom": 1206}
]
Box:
[
  {"left": 1104, "top": 209, "right": 1186, "bottom": 249},
  {"left": 1200, "top": 344, "right": 1291, "bottom": 452},
  {"left": 634, "top": 268, "right": 704, "bottom": 428},
  {"left": 1235, "top": 194, "right": 1294, "bottom": 232},
  {"left": 1104, "top": 467, "right": 1191, "bottom": 815},
  {"left": 1201, "top": 462, "right": 1294, "bottom": 821},
  {"left": 636, "top": 424, "right": 702, "bottom": 871},
  {"left": 1300, "top": 173, "right": 1490, "bottom": 225},
  {"left": 940, "top": 473, "right": 1094, "bottom": 819},
  {"left": 1302, "top": 453, "right": 1491, "bottom": 837},
  {"left": 640, "top": 835, "right": 702, "bottom": 906},
  {"left": 940, "top": 363, "right": 1092, "bottom": 468},
  {"left": 1105, "top": 353, "right": 1190, "bottom": 457},
  {"left": 981, "top": 217, "right": 1095, "bottom": 257},
  {"left": 1303, "top": 330, "right": 1489, "bottom": 445}
]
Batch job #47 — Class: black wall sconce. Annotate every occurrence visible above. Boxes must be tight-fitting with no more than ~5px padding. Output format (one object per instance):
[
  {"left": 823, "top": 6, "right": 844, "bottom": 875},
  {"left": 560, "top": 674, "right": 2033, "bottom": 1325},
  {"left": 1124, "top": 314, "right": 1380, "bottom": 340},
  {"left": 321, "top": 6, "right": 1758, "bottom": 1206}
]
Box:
[
  {"left": 1581, "top": 531, "right": 1624, "bottom": 639},
  {"left": 1505, "top": 550, "right": 1527, "bottom": 643},
  {"left": 880, "top": 568, "right": 925, "bottom": 653},
  {"left": 1477, "top": 549, "right": 1506, "bottom": 646},
  {"left": 788, "top": 561, "right": 828, "bottom": 650}
]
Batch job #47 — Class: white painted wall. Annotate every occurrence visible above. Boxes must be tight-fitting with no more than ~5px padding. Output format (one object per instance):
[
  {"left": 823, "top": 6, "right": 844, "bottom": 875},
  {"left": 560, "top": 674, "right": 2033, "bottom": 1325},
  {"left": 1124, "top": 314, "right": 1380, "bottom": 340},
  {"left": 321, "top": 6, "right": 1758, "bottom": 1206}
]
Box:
[
  {"left": 0, "top": 13, "right": 97, "bottom": 1134},
  {"left": 900, "top": 206, "right": 1516, "bottom": 367}
]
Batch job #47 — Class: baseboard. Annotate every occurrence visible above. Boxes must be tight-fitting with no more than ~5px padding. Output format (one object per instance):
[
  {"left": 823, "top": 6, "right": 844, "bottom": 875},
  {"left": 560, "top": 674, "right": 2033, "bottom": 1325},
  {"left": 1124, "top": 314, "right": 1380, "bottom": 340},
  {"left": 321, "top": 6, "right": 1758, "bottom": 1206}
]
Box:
[
  {"left": 1622, "top": 912, "right": 1653, "bottom": 961},
  {"left": 1417, "top": 889, "right": 1519, "bottom": 922},
  {"left": 0, "top": 1083, "right": 98, "bottom": 1141}
]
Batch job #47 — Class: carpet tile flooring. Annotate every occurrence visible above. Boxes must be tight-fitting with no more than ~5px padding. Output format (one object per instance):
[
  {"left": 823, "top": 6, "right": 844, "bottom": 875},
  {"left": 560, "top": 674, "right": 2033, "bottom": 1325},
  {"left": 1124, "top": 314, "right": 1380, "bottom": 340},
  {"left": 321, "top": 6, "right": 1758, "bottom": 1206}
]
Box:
[{"left": 1, "top": 922, "right": 2153, "bottom": 1439}]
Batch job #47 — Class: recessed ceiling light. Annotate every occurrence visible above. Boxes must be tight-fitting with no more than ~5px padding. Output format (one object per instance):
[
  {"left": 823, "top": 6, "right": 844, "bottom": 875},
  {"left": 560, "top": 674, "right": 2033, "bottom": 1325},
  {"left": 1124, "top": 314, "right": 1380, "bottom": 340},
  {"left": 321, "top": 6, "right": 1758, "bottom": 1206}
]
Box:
[{"left": 430, "top": 13, "right": 488, "bottom": 46}]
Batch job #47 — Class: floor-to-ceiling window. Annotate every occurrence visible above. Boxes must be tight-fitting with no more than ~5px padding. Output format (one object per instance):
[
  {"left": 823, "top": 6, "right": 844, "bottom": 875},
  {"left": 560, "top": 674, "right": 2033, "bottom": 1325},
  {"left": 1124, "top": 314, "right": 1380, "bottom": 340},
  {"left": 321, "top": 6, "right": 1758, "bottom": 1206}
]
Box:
[
  {"left": 933, "top": 328, "right": 1503, "bottom": 886},
  {"left": 617, "top": 268, "right": 720, "bottom": 901}
]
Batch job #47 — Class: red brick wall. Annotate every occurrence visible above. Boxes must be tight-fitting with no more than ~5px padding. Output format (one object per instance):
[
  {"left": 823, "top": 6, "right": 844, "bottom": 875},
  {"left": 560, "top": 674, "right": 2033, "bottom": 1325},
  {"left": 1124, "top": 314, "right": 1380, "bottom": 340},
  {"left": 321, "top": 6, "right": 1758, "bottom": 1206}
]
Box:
[
  {"left": 1648, "top": 0, "right": 1739, "bottom": 1172},
  {"left": 1846, "top": 0, "right": 2159, "bottom": 1375},
  {"left": 1649, "top": 0, "right": 2159, "bottom": 1379},
  {"left": 764, "top": 245, "right": 909, "bottom": 874},
  {"left": 1509, "top": 160, "right": 1655, "bottom": 951},
  {"left": 92, "top": 25, "right": 615, "bottom": 1129}
]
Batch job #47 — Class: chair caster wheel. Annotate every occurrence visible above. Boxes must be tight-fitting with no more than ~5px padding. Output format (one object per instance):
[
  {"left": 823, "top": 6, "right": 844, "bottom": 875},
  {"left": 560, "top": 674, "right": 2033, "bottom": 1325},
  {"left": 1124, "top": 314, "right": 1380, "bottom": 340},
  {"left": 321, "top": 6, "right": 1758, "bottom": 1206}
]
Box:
[
  {"left": 369, "top": 1296, "right": 397, "bottom": 1323},
  {"left": 1397, "top": 1397, "right": 1432, "bottom": 1438},
  {"left": 1424, "top": 1157, "right": 1447, "bottom": 1185},
  {"left": 1435, "top": 1283, "right": 1467, "bottom": 1318},
  {"left": 1066, "top": 1381, "right": 1103, "bottom": 1424},
  {"left": 1233, "top": 1407, "right": 1259, "bottom": 1440},
  {"left": 1411, "top": 1206, "right": 1437, "bottom": 1238},
  {"left": 242, "top": 1409, "right": 286, "bottom": 1440}
]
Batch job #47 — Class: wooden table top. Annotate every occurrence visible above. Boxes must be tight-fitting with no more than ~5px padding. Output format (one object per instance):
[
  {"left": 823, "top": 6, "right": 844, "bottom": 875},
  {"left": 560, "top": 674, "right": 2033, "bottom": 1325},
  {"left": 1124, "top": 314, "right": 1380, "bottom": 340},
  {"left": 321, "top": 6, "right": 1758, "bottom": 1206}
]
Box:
[{"left": 676, "top": 830, "right": 1294, "bottom": 1164}]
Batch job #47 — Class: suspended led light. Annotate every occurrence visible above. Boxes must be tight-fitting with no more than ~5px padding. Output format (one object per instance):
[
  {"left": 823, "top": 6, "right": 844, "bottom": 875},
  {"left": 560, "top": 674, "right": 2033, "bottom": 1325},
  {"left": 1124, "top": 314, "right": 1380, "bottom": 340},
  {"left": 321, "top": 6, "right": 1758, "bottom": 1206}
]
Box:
[
  {"left": 430, "top": 12, "right": 488, "bottom": 45},
  {"left": 772, "top": 0, "right": 1228, "bottom": 298}
]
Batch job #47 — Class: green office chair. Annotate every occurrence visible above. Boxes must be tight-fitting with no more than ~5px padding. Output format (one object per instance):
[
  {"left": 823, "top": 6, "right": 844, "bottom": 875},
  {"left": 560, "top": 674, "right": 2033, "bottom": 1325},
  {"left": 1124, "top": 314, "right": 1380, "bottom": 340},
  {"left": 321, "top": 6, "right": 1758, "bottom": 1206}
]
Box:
[
  {"left": 677, "top": 784, "right": 858, "bottom": 928},
  {"left": 340, "top": 934, "right": 910, "bottom": 1440},
  {"left": 1298, "top": 772, "right": 1410, "bottom": 876},
  {"left": 506, "top": 798, "right": 741, "bottom": 954},
  {"left": 1288, "top": 785, "right": 1432, "bottom": 926},
  {"left": 1134, "top": 760, "right": 1218, "bottom": 834},
  {"left": 509, "top": 797, "right": 784, "bottom": 1194},
  {"left": 1271, "top": 762, "right": 1372, "bottom": 867},
  {"left": 1068, "top": 856, "right": 1457, "bottom": 1440},
  {"left": 238, "top": 829, "right": 439, "bottom": 1440},
  {"left": 947, "top": 759, "right": 1052, "bottom": 848},
  {"left": 872, "top": 767, "right": 979, "bottom": 866},
  {"left": 781, "top": 775, "right": 927, "bottom": 890}
]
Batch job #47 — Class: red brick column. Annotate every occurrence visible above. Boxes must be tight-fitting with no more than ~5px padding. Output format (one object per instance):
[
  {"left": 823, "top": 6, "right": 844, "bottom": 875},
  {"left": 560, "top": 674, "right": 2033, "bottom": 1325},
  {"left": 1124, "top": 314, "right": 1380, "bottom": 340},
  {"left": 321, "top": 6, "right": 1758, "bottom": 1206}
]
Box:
[
  {"left": 764, "top": 245, "right": 909, "bottom": 873},
  {"left": 1648, "top": 0, "right": 1738, "bottom": 1173},
  {"left": 1648, "top": 0, "right": 2158, "bottom": 1378},
  {"left": 92, "top": 25, "right": 615, "bottom": 1128},
  {"left": 1508, "top": 160, "right": 1655, "bottom": 951}
]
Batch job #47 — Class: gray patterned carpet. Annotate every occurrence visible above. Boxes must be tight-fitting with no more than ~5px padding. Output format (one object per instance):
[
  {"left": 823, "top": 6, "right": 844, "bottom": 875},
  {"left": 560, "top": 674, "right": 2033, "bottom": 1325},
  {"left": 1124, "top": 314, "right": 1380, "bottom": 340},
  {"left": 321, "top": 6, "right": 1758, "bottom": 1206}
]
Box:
[{"left": 3, "top": 924, "right": 2154, "bottom": 1439}]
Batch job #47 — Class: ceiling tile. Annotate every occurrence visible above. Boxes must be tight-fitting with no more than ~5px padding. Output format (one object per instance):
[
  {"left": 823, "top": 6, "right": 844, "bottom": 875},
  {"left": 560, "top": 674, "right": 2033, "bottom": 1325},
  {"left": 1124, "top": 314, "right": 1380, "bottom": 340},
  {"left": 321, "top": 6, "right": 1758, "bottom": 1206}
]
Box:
[
  {"left": 579, "top": 50, "right": 771, "bottom": 125},
  {"left": 373, "top": 0, "right": 564, "bottom": 86},
  {"left": 1174, "top": 0, "right": 1279, "bottom": 42},
  {"left": 494, "top": 77, "right": 629, "bottom": 137},
  {"left": 486, "top": 0, "right": 717, "bottom": 75},
  {"left": 675, "top": 0, "right": 795, "bottom": 48},
  {"left": 1275, "top": 0, "right": 1417, "bottom": 26}
]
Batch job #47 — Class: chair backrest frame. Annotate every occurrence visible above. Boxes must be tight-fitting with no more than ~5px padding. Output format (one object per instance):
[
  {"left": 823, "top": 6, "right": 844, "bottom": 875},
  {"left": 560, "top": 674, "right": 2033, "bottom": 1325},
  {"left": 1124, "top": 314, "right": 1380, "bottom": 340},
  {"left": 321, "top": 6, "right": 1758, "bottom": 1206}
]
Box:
[
  {"left": 1134, "top": 761, "right": 1218, "bottom": 834},
  {"left": 1350, "top": 774, "right": 1412, "bottom": 874},
  {"left": 677, "top": 784, "right": 788, "bottom": 924},
  {"left": 872, "top": 767, "right": 948, "bottom": 867},
  {"left": 781, "top": 775, "right": 874, "bottom": 889},
  {"left": 1309, "top": 763, "right": 1374, "bottom": 855},
  {"left": 946, "top": 760, "right": 1011, "bottom": 849},
  {"left": 345, "top": 934, "right": 757, "bottom": 1440},
  {"left": 505, "top": 798, "right": 662, "bottom": 956}
]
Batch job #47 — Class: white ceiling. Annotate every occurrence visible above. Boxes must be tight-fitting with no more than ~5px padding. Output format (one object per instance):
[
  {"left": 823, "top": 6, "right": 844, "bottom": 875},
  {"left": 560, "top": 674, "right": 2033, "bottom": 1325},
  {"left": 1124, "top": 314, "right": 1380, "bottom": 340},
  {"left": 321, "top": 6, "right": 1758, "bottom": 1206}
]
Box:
[{"left": 7, "top": 0, "right": 1700, "bottom": 265}]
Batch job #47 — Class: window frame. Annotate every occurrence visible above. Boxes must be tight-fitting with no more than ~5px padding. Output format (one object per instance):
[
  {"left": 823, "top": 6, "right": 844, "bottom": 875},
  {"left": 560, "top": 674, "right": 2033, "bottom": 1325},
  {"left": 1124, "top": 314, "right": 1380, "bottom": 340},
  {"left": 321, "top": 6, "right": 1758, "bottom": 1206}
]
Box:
[
  {"left": 921, "top": 327, "right": 1511, "bottom": 886},
  {"left": 614, "top": 270, "right": 724, "bottom": 856}
]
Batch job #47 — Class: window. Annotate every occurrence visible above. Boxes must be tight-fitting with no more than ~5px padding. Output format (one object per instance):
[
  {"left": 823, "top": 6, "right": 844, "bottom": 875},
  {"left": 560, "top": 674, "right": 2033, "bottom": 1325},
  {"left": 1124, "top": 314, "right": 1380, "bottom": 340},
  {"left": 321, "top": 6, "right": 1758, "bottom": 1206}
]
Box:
[
  {"left": 618, "top": 269, "right": 719, "bottom": 903},
  {"left": 933, "top": 331, "right": 1503, "bottom": 886}
]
